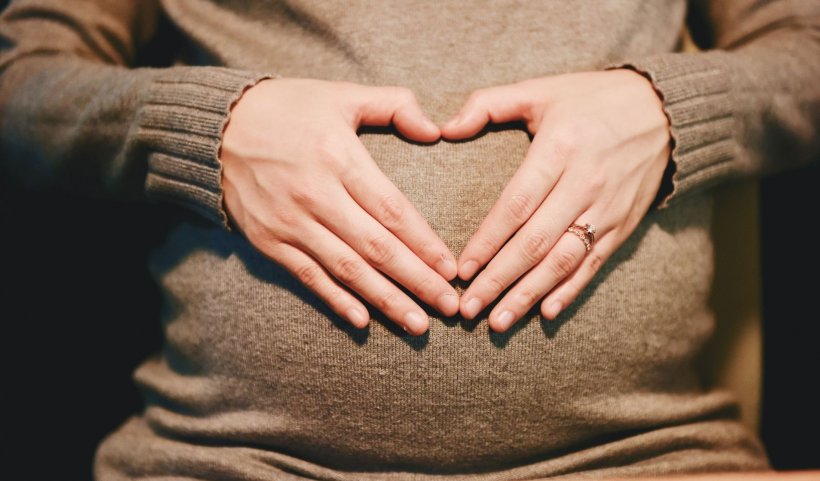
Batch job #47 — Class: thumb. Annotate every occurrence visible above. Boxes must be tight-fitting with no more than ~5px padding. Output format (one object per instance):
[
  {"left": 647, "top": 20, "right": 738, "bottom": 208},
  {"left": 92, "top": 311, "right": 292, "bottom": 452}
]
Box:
[
  {"left": 441, "top": 85, "right": 532, "bottom": 139},
  {"left": 355, "top": 86, "right": 440, "bottom": 142}
]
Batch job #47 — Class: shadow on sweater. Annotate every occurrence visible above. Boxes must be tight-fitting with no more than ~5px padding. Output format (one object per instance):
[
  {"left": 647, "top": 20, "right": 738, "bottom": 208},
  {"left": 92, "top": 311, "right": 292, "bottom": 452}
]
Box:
[{"left": 147, "top": 130, "right": 704, "bottom": 355}]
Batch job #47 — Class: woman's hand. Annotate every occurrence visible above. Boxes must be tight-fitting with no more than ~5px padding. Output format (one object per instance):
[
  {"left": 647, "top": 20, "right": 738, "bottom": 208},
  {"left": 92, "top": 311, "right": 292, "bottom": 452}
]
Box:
[
  {"left": 220, "top": 78, "right": 459, "bottom": 335},
  {"left": 441, "top": 69, "right": 672, "bottom": 332}
]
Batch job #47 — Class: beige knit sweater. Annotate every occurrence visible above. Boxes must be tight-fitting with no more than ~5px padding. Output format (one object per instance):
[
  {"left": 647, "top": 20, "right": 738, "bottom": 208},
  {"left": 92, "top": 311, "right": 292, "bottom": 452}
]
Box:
[{"left": 1, "top": 1, "right": 819, "bottom": 480}]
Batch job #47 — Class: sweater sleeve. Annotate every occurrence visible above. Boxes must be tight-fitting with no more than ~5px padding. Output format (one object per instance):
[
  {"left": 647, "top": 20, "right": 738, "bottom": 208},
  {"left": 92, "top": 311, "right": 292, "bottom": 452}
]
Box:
[
  {"left": 603, "top": 0, "right": 820, "bottom": 209},
  {"left": 0, "top": 0, "right": 276, "bottom": 231}
]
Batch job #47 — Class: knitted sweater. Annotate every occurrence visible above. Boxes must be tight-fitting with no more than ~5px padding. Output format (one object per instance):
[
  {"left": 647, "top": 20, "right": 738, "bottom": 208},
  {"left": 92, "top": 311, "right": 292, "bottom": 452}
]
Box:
[{"left": 1, "top": 1, "right": 818, "bottom": 479}]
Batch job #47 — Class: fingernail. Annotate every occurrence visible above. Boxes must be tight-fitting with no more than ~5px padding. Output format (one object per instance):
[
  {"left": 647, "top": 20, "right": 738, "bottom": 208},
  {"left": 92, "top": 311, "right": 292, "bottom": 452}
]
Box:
[
  {"left": 404, "top": 311, "right": 427, "bottom": 334},
  {"left": 446, "top": 257, "right": 458, "bottom": 278},
  {"left": 460, "top": 260, "right": 479, "bottom": 280},
  {"left": 346, "top": 307, "right": 367, "bottom": 327},
  {"left": 438, "top": 293, "right": 459, "bottom": 316},
  {"left": 546, "top": 301, "right": 562, "bottom": 319},
  {"left": 438, "top": 255, "right": 458, "bottom": 280},
  {"left": 463, "top": 297, "right": 483, "bottom": 319},
  {"left": 495, "top": 310, "right": 515, "bottom": 331}
]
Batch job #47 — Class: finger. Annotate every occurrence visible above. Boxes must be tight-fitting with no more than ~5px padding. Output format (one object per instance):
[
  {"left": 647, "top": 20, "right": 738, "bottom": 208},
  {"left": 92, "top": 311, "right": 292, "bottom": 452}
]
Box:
[
  {"left": 441, "top": 84, "right": 533, "bottom": 139},
  {"left": 355, "top": 85, "right": 440, "bottom": 142},
  {"left": 541, "top": 232, "right": 618, "bottom": 321},
  {"left": 341, "top": 136, "right": 459, "bottom": 281},
  {"left": 459, "top": 176, "right": 591, "bottom": 320},
  {"left": 313, "top": 182, "right": 459, "bottom": 317},
  {"left": 267, "top": 242, "right": 371, "bottom": 329},
  {"left": 456, "top": 132, "right": 562, "bottom": 281},
  {"left": 487, "top": 224, "right": 600, "bottom": 333},
  {"left": 294, "top": 219, "right": 431, "bottom": 335}
]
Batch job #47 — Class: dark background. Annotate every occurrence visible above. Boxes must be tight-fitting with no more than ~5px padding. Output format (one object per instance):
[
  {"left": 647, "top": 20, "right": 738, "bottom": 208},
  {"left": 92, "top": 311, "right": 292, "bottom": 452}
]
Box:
[{"left": 1, "top": 1, "right": 818, "bottom": 479}]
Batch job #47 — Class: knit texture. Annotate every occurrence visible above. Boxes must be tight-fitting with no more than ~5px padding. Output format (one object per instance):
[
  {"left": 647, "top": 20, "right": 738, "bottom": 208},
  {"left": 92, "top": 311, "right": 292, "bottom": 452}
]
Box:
[
  {"left": 140, "top": 68, "right": 276, "bottom": 231},
  {"left": 1, "top": 0, "right": 818, "bottom": 479}
]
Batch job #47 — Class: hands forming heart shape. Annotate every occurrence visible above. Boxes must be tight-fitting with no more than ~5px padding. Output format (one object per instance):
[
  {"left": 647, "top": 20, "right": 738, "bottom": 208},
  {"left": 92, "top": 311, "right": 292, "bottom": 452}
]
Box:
[{"left": 219, "top": 69, "right": 671, "bottom": 336}]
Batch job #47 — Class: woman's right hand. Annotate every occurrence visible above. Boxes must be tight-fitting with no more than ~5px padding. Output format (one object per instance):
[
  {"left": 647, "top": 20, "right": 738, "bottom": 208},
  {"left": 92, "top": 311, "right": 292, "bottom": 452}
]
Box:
[{"left": 219, "top": 78, "right": 459, "bottom": 335}]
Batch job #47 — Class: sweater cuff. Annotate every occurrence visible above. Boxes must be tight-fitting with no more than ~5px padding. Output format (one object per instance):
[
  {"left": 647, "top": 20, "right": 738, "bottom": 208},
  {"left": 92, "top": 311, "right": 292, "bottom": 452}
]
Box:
[
  {"left": 604, "top": 51, "right": 735, "bottom": 209},
  {"left": 138, "top": 67, "right": 276, "bottom": 231}
]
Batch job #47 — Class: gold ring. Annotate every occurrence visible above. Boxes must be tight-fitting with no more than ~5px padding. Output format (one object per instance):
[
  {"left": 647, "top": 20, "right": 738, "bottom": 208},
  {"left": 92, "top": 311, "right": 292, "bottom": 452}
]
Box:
[{"left": 567, "top": 223, "right": 596, "bottom": 252}]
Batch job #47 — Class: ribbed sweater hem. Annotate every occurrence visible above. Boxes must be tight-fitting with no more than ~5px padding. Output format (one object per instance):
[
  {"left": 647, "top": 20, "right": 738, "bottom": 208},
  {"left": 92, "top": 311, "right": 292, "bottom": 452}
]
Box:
[{"left": 605, "top": 51, "right": 734, "bottom": 210}]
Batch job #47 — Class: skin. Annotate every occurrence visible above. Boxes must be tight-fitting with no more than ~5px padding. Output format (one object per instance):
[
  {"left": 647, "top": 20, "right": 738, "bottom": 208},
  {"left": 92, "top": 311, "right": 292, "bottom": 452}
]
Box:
[
  {"left": 220, "top": 78, "right": 459, "bottom": 335},
  {"left": 441, "top": 68, "right": 672, "bottom": 333},
  {"left": 220, "top": 69, "right": 670, "bottom": 336}
]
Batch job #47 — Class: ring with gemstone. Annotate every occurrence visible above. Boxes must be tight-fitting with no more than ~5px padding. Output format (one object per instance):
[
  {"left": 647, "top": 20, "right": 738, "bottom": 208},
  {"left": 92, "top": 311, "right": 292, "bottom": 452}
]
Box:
[{"left": 567, "top": 223, "right": 596, "bottom": 252}]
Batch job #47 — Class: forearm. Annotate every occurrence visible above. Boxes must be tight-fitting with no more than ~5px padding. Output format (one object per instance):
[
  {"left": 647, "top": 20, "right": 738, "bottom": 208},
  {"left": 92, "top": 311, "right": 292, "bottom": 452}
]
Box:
[
  {"left": 1, "top": 56, "right": 162, "bottom": 197},
  {"left": 0, "top": 1, "right": 273, "bottom": 230},
  {"left": 605, "top": 0, "right": 820, "bottom": 208}
]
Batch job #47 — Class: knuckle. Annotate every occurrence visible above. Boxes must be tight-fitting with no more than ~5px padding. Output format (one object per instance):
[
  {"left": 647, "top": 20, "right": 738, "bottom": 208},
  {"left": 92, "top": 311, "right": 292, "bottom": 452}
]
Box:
[
  {"left": 485, "top": 275, "right": 507, "bottom": 295},
  {"left": 414, "top": 239, "right": 433, "bottom": 260},
  {"left": 410, "top": 273, "right": 433, "bottom": 298},
  {"left": 585, "top": 174, "right": 606, "bottom": 195},
  {"left": 314, "top": 137, "right": 348, "bottom": 172},
  {"left": 376, "top": 194, "right": 405, "bottom": 228},
  {"left": 275, "top": 208, "right": 299, "bottom": 229},
  {"left": 549, "top": 124, "right": 583, "bottom": 160},
  {"left": 476, "top": 235, "right": 498, "bottom": 258},
  {"left": 375, "top": 290, "right": 401, "bottom": 313},
  {"left": 574, "top": 176, "right": 606, "bottom": 205},
  {"left": 505, "top": 193, "right": 534, "bottom": 223},
  {"left": 550, "top": 250, "right": 580, "bottom": 278},
  {"left": 295, "top": 262, "right": 324, "bottom": 289},
  {"left": 258, "top": 237, "right": 289, "bottom": 263},
  {"left": 361, "top": 234, "right": 395, "bottom": 267},
  {"left": 516, "top": 287, "right": 541, "bottom": 307},
  {"left": 242, "top": 214, "right": 274, "bottom": 245},
  {"left": 246, "top": 214, "right": 293, "bottom": 249},
  {"left": 288, "top": 183, "right": 322, "bottom": 210},
  {"left": 270, "top": 218, "right": 302, "bottom": 246},
  {"left": 522, "top": 230, "right": 552, "bottom": 263},
  {"left": 588, "top": 252, "right": 604, "bottom": 275},
  {"left": 334, "top": 255, "right": 366, "bottom": 285},
  {"left": 528, "top": 157, "right": 558, "bottom": 186}
]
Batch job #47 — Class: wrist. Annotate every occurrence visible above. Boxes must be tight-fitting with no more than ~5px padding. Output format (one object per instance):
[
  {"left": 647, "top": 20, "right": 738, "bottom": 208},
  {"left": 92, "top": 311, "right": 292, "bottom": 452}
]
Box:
[{"left": 613, "top": 67, "right": 675, "bottom": 210}]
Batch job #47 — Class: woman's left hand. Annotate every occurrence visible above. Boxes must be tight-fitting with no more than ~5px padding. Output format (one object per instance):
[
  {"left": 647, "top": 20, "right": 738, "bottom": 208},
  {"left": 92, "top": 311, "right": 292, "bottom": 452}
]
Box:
[{"left": 441, "top": 69, "right": 672, "bottom": 333}]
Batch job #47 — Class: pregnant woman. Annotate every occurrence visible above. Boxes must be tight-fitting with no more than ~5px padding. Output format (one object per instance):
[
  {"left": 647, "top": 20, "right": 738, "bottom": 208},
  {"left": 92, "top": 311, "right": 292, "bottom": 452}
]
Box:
[{"left": 1, "top": 0, "right": 817, "bottom": 479}]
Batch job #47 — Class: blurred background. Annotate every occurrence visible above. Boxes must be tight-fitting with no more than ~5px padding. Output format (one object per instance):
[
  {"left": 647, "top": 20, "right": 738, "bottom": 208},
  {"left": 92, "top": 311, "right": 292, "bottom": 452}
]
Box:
[{"left": 1, "top": 1, "right": 818, "bottom": 479}]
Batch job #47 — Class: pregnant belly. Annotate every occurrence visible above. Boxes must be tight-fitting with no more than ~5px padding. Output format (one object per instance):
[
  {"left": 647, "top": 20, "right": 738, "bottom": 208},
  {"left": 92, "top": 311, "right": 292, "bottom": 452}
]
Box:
[{"left": 136, "top": 128, "right": 727, "bottom": 471}]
